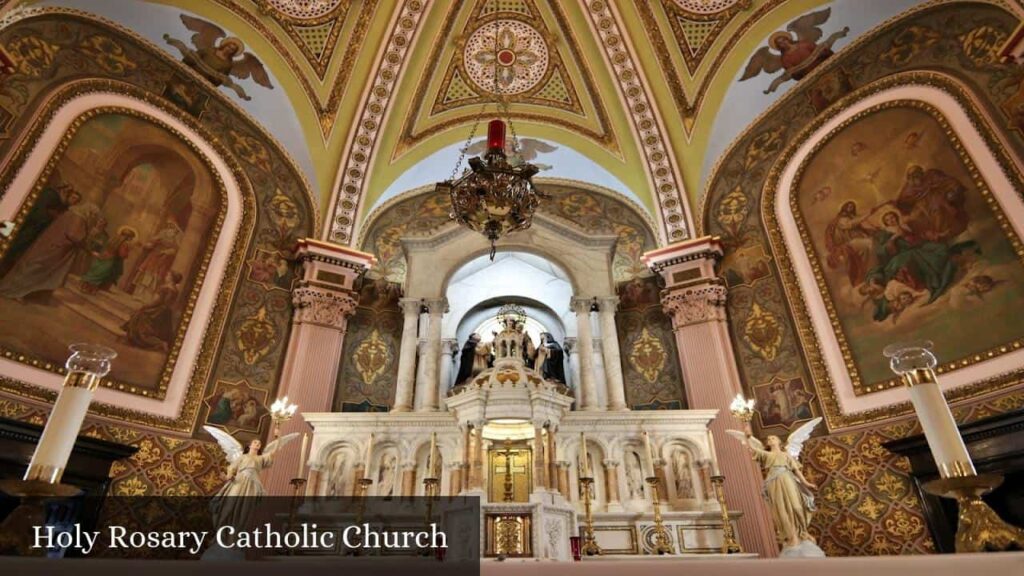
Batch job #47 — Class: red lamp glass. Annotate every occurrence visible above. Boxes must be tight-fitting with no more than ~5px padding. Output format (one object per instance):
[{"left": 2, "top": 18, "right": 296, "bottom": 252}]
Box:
[{"left": 487, "top": 119, "right": 506, "bottom": 154}]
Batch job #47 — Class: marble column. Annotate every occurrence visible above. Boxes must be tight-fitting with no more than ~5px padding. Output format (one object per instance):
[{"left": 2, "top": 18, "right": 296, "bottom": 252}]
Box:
[
  {"left": 413, "top": 337, "right": 428, "bottom": 410},
  {"left": 419, "top": 298, "right": 447, "bottom": 412},
  {"left": 472, "top": 423, "right": 486, "bottom": 490},
  {"left": 603, "top": 460, "right": 621, "bottom": 511},
  {"left": 266, "top": 239, "right": 373, "bottom": 495},
  {"left": 557, "top": 461, "right": 570, "bottom": 498},
  {"left": 546, "top": 426, "right": 557, "bottom": 492},
  {"left": 393, "top": 298, "right": 422, "bottom": 412},
  {"left": 401, "top": 462, "right": 417, "bottom": 497},
  {"left": 439, "top": 338, "right": 459, "bottom": 408},
  {"left": 533, "top": 422, "right": 547, "bottom": 492},
  {"left": 564, "top": 337, "right": 582, "bottom": 407},
  {"left": 644, "top": 237, "right": 779, "bottom": 557},
  {"left": 597, "top": 296, "right": 628, "bottom": 410},
  {"left": 570, "top": 297, "right": 599, "bottom": 410},
  {"left": 449, "top": 462, "right": 463, "bottom": 496},
  {"left": 461, "top": 425, "right": 472, "bottom": 490}
]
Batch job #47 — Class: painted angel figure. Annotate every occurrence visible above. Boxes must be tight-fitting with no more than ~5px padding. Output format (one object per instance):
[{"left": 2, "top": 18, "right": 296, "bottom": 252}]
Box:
[
  {"left": 203, "top": 425, "right": 298, "bottom": 529},
  {"left": 726, "top": 418, "right": 823, "bottom": 555},
  {"left": 740, "top": 8, "right": 849, "bottom": 94},
  {"left": 164, "top": 14, "right": 273, "bottom": 101}
]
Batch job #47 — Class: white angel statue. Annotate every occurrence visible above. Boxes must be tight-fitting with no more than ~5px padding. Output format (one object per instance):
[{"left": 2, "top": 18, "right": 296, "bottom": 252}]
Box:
[
  {"left": 203, "top": 425, "right": 298, "bottom": 528},
  {"left": 726, "top": 418, "right": 822, "bottom": 555}
]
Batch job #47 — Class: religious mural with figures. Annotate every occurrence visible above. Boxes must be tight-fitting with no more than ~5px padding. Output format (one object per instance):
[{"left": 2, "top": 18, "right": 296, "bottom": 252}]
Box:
[
  {"left": 705, "top": 1, "right": 1024, "bottom": 433},
  {"left": 615, "top": 275, "right": 687, "bottom": 410},
  {"left": 0, "top": 13, "right": 314, "bottom": 445},
  {"left": 796, "top": 105, "right": 1024, "bottom": 392},
  {"left": 0, "top": 112, "right": 220, "bottom": 398}
]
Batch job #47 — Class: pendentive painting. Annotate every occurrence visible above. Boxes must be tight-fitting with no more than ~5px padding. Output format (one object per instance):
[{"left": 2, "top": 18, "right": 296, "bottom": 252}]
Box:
[
  {"left": 0, "top": 111, "right": 221, "bottom": 398},
  {"left": 795, "top": 103, "right": 1024, "bottom": 393}
]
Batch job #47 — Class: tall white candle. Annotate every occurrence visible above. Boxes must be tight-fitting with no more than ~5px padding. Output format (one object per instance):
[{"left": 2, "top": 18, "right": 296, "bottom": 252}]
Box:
[
  {"left": 643, "top": 431, "right": 656, "bottom": 478},
  {"left": 580, "top": 433, "right": 590, "bottom": 477},
  {"left": 363, "top": 433, "right": 374, "bottom": 479},
  {"left": 297, "top": 433, "right": 308, "bottom": 478},
  {"left": 707, "top": 429, "right": 721, "bottom": 476},
  {"left": 907, "top": 377, "right": 975, "bottom": 478},
  {"left": 26, "top": 381, "right": 95, "bottom": 483}
]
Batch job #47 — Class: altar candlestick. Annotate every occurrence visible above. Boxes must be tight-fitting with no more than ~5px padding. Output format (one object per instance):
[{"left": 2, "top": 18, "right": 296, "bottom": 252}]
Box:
[
  {"left": 580, "top": 433, "right": 590, "bottom": 477},
  {"left": 428, "top": 432, "right": 438, "bottom": 477},
  {"left": 297, "top": 433, "right": 308, "bottom": 478},
  {"left": 363, "top": 433, "right": 375, "bottom": 479},
  {"left": 707, "top": 429, "right": 721, "bottom": 476},
  {"left": 643, "top": 430, "right": 656, "bottom": 477},
  {"left": 25, "top": 344, "right": 116, "bottom": 484}
]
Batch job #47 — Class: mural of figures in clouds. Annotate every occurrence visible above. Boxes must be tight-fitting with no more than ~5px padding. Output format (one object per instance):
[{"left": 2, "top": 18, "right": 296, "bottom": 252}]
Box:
[
  {"left": 740, "top": 8, "right": 849, "bottom": 94},
  {"left": 796, "top": 104, "right": 1024, "bottom": 389},
  {"left": 0, "top": 112, "right": 220, "bottom": 396}
]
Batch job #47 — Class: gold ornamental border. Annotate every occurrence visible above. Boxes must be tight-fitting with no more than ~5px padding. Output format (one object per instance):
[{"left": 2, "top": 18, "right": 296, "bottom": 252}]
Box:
[
  {"left": 0, "top": 80, "right": 257, "bottom": 433},
  {"left": 762, "top": 71, "right": 1024, "bottom": 429}
]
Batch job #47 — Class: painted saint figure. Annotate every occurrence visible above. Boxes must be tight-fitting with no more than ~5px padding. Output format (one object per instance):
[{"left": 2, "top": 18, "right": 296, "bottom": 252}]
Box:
[
  {"left": 122, "top": 271, "right": 183, "bottom": 351},
  {"left": 80, "top": 225, "right": 136, "bottom": 293}
]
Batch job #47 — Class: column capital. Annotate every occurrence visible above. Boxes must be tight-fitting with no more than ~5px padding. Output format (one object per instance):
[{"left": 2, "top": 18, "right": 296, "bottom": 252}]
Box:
[
  {"left": 563, "top": 337, "right": 577, "bottom": 353},
  {"left": 596, "top": 295, "right": 620, "bottom": 312},
  {"left": 292, "top": 285, "right": 358, "bottom": 329},
  {"left": 662, "top": 282, "right": 728, "bottom": 328},
  {"left": 569, "top": 296, "right": 596, "bottom": 314},
  {"left": 424, "top": 297, "right": 449, "bottom": 315},
  {"left": 442, "top": 338, "right": 460, "bottom": 355},
  {"left": 399, "top": 297, "right": 423, "bottom": 315},
  {"left": 602, "top": 459, "right": 620, "bottom": 468},
  {"left": 401, "top": 462, "right": 417, "bottom": 471}
]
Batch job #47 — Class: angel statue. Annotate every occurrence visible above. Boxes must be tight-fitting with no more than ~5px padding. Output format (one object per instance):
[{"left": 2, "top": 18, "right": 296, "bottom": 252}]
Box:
[
  {"left": 726, "top": 418, "right": 824, "bottom": 557},
  {"left": 203, "top": 425, "right": 298, "bottom": 529},
  {"left": 164, "top": 14, "right": 273, "bottom": 101},
  {"left": 740, "top": 8, "right": 849, "bottom": 94}
]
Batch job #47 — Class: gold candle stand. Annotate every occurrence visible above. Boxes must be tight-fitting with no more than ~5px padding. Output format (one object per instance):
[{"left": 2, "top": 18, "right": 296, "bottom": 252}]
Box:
[
  {"left": 923, "top": 473, "right": 1024, "bottom": 553},
  {"left": 710, "top": 475, "right": 743, "bottom": 554},
  {"left": 578, "top": 477, "right": 603, "bottom": 556},
  {"left": 645, "top": 476, "right": 674, "bottom": 555}
]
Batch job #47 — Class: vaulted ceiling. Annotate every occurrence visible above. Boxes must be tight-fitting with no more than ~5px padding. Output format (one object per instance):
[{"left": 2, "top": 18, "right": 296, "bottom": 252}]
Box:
[{"left": 3, "top": 0, "right": 969, "bottom": 245}]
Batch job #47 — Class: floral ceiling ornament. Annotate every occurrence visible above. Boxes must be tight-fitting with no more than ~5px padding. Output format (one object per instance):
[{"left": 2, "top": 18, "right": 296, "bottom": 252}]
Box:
[{"left": 464, "top": 19, "right": 550, "bottom": 95}]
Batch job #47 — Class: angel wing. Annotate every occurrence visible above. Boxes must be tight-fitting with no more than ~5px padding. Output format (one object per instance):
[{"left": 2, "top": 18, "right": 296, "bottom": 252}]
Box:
[
  {"left": 523, "top": 139, "right": 558, "bottom": 154},
  {"left": 230, "top": 53, "right": 274, "bottom": 89},
  {"left": 180, "top": 14, "right": 226, "bottom": 51},
  {"left": 789, "top": 7, "right": 831, "bottom": 44},
  {"left": 739, "top": 46, "right": 783, "bottom": 81},
  {"left": 784, "top": 417, "right": 822, "bottom": 460},
  {"left": 725, "top": 429, "right": 765, "bottom": 451},
  {"left": 263, "top": 432, "right": 300, "bottom": 457},
  {"left": 203, "top": 425, "right": 243, "bottom": 464}
]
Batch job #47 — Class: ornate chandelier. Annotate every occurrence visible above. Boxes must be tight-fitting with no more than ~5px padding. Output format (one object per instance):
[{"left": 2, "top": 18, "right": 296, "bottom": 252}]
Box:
[{"left": 437, "top": 4, "right": 545, "bottom": 260}]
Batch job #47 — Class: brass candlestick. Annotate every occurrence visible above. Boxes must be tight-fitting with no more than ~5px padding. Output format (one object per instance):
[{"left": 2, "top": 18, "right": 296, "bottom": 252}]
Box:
[
  {"left": 421, "top": 477, "right": 440, "bottom": 557},
  {"left": 645, "top": 476, "right": 674, "bottom": 555},
  {"left": 355, "top": 477, "right": 373, "bottom": 524},
  {"left": 923, "top": 473, "right": 1024, "bottom": 553},
  {"left": 710, "top": 475, "right": 743, "bottom": 554},
  {"left": 578, "top": 477, "right": 602, "bottom": 556},
  {"left": 286, "top": 477, "right": 307, "bottom": 555}
]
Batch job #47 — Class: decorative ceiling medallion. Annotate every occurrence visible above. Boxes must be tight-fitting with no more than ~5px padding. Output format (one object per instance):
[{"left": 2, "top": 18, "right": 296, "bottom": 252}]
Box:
[
  {"left": 463, "top": 20, "right": 550, "bottom": 94},
  {"left": 260, "top": 0, "right": 346, "bottom": 23},
  {"left": 671, "top": 0, "right": 744, "bottom": 15}
]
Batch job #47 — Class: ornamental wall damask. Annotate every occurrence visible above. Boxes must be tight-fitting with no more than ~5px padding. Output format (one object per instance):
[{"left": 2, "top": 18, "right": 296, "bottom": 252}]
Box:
[
  {"left": 615, "top": 275, "right": 687, "bottom": 410},
  {"left": 0, "top": 13, "right": 315, "bottom": 451},
  {"left": 333, "top": 278, "right": 403, "bottom": 412},
  {"left": 704, "top": 1, "right": 1024, "bottom": 434}
]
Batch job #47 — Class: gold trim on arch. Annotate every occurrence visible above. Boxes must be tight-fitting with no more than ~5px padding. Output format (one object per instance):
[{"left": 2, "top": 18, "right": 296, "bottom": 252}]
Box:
[{"left": 761, "top": 72, "right": 1024, "bottom": 429}]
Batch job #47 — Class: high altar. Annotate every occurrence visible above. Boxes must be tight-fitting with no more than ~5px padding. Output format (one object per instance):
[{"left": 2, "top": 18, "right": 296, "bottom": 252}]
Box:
[{"left": 305, "top": 313, "right": 728, "bottom": 560}]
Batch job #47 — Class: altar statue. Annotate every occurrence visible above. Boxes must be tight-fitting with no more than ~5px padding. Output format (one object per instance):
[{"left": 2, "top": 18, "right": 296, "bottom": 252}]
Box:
[
  {"left": 454, "top": 333, "right": 492, "bottom": 385},
  {"left": 726, "top": 418, "right": 823, "bottom": 557},
  {"left": 534, "top": 332, "right": 566, "bottom": 383},
  {"left": 203, "top": 425, "right": 298, "bottom": 529}
]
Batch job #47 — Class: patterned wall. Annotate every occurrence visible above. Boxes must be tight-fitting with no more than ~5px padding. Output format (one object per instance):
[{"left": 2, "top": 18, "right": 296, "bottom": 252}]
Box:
[
  {"left": 703, "top": 2, "right": 1024, "bottom": 435},
  {"left": 334, "top": 278, "right": 403, "bottom": 411},
  {"left": 615, "top": 275, "right": 687, "bottom": 410},
  {"left": 0, "top": 12, "right": 316, "bottom": 443},
  {"left": 801, "top": 389, "right": 1024, "bottom": 555}
]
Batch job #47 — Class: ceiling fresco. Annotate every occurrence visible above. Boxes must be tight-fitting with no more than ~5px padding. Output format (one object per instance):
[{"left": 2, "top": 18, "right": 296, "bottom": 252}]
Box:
[{"left": 2, "top": 0, "right": 998, "bottom": 246}]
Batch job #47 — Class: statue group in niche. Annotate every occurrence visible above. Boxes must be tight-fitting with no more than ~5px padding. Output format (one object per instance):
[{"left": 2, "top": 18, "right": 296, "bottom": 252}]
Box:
[{"left": 454, "top": 319, "right": 566, "bottom": 385}]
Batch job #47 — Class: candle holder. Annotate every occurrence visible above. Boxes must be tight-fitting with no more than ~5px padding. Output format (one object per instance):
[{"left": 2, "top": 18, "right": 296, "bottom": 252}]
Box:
[
  {"left": 269, "top": 396, "right": 298, "bottom": 439},
  {"left": 578, "top": 477, "right": 602, "bottom": 556},
  {"left": 644, "top": 476, "right": 674, "bottom": 555},
  {"left": 285, "top": 477, "right": 307, "bottom": 554},
  {"left": 729, "top": 394, "right": 756, "bottom": 424},
  {"left": 885, "top": 342, "right": 1024, "bottom": 553},
  {"left": 421, "top": 477, "right": 440, "bottom": 557},
  {"left": 710, "top": 475, "right": 743, "bottom": 554}
]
